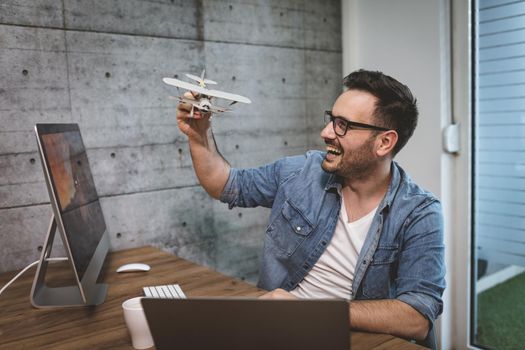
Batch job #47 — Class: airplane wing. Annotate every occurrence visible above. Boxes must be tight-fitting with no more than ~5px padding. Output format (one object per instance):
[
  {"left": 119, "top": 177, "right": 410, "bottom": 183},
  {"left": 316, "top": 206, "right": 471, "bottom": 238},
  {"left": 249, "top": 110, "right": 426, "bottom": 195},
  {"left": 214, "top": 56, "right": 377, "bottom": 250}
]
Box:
[
  {"left": 185, "top": 73, "right": 202, "bottom": 82},
  {"left": 204, "top": 89, "right": 252, "bottom": 104},
  {"left": 207, "top": 105, "right": 228, "bottom": 113},
  {"left": 185, "top": 73, "right": 218, "bottom": 85},
  {"left": 163, "top": 78, "right": 210, "bottom": 95},
  {"left": 163, "top": 77, "right": 251, "bottom": 104}
]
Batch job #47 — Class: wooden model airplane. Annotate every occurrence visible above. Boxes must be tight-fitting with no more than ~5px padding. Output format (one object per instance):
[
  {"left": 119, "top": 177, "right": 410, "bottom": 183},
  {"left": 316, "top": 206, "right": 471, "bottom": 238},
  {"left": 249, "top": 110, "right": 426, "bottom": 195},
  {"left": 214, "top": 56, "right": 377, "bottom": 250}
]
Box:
[{"left": 163, "top": 70, "right": 251, "bottom": 117}]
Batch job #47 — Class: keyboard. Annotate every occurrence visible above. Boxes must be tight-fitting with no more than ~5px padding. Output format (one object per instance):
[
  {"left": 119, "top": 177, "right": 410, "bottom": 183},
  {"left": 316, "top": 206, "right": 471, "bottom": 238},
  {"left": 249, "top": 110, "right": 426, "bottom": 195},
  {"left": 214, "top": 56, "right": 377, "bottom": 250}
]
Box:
[{"left": 143, "top": 284, "right": 186, "bottom": 299}]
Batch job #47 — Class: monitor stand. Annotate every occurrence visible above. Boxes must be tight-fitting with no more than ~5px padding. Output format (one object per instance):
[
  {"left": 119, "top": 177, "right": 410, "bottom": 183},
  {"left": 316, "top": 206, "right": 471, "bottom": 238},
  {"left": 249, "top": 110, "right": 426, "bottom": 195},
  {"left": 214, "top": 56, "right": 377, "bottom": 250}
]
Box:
[{"left": 30, "top": 215, "right": 108, "bottom": 308}]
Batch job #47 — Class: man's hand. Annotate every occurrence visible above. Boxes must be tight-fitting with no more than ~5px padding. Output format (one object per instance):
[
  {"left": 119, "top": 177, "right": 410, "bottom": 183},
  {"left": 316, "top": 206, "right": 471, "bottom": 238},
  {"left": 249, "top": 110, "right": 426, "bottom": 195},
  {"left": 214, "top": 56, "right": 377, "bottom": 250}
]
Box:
[
  {"left": 174, "top": 91, "right": 229, "bottom": 199},
  {"left": 258, "top": 288, "right": 298, "bottom": 300},
  {"left": 176, "top": 92, "right": 212, "bottom": 142},
  {"left": 259, "top": 291, "right": 428, "bottom": 340}
]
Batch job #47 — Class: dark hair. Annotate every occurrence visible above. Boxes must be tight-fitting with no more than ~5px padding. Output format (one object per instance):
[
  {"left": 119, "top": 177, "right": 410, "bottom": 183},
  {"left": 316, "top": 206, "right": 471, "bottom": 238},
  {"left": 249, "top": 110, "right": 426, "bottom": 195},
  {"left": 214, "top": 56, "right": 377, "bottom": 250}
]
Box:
[{"left": 342, "top": 69, "right": 418, "bottom": 156}]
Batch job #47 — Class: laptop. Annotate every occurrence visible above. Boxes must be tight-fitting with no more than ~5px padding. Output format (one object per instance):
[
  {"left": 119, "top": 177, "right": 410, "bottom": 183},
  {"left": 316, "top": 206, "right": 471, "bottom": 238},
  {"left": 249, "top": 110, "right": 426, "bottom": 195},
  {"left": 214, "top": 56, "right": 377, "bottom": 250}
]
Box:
[{"left": 141, "top": 298, "right": 350, "bottom": 350}]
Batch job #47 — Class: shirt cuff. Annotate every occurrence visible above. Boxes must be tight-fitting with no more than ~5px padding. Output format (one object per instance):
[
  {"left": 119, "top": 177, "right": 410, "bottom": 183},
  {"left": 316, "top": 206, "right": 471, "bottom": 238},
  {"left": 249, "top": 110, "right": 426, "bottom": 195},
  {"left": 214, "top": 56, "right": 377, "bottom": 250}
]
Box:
[
  {"left": 397, "top": 291, "right": 441, "bottom": 328},
  {"left": 219, "top": 168, "right": 238, "bottom": 209}
]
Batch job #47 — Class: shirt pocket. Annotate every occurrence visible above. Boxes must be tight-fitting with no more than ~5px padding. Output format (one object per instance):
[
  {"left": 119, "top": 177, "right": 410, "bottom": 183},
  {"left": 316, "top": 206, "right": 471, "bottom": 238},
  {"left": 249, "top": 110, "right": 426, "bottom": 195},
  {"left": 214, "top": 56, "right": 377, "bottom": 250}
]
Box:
[
  {"left": 370, "top": 244, "right": 399, "bottom": 265},
  {"left": 266, "top": 200, "right": 314, "bottom": 257},
  {"left": 361, "top": 245, "right": 399, "bottom": 299}
]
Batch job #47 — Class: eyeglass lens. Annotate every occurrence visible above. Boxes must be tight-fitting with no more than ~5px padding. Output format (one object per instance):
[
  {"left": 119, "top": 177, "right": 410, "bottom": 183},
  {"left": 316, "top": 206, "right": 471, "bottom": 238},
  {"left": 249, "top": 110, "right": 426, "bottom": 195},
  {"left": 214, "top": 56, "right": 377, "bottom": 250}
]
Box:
[{"left": 324, "top": 113, "right": 347, "bottom": 136}]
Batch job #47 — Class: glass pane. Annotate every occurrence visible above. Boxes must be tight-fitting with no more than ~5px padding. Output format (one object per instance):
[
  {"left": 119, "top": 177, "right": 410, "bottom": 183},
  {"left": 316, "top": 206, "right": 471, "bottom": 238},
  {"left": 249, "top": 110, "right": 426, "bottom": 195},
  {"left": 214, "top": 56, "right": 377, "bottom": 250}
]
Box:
[{"left": 473, "top": 0, "right": 525, "bottom": 348}]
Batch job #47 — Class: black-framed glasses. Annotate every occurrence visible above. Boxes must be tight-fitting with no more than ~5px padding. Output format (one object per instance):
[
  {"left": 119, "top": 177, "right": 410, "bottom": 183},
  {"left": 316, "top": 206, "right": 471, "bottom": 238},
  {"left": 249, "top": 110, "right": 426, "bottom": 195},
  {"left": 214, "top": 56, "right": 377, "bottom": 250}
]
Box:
[{"left": 324, "top": 111, "right": 390, "bottom": 137}]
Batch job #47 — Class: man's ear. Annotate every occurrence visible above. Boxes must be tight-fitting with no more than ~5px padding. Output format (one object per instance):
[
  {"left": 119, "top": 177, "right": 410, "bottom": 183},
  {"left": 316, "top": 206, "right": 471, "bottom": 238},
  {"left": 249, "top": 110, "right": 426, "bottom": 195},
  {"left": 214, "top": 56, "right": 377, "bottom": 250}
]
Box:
[{"left": 376, "top": 130, "right": 398, "bottom": 157}]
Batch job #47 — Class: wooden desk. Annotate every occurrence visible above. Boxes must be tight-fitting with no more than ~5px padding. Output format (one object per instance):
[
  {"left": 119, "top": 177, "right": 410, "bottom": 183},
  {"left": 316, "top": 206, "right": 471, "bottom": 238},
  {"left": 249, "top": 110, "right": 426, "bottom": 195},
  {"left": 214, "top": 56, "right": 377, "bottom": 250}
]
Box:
[{"left": 0, "top": 246, "right": 425, "bottom": 349}]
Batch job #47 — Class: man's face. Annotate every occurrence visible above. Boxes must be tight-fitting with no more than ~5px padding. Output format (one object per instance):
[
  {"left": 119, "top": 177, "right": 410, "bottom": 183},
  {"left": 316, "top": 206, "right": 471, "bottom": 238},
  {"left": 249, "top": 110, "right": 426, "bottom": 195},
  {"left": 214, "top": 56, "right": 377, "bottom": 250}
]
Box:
[{"left": 320, "top": 89, "right": 380, "bottom": 180}]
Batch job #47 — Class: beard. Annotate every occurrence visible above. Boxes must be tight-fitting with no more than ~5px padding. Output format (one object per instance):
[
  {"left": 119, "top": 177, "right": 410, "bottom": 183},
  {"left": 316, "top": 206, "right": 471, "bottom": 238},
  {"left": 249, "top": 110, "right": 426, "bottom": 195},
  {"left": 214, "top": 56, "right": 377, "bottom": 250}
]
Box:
[{"left": 321, "top": 137, "right": 377, "bottom": 181}]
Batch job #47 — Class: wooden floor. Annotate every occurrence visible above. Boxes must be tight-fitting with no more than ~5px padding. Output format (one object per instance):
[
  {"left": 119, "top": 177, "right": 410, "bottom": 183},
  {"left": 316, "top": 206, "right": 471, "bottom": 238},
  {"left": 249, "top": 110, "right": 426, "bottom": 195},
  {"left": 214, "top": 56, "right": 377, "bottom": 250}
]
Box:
[{"left": 0, "top": 246, "right": 425, "bottom": 349}]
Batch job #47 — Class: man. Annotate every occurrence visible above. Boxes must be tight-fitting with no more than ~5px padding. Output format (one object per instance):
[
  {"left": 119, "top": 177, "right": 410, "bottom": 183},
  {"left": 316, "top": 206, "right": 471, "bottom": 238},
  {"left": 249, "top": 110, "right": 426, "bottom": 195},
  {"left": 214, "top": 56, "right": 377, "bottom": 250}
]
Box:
[{"left": 176, "top": 70, "right": 445, "bottom": 341}]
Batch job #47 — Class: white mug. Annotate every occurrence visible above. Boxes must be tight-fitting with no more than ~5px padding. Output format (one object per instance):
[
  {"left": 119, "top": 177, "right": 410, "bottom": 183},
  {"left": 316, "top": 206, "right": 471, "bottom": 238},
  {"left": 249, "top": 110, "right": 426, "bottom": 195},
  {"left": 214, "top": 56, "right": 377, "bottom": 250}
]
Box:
[{"left": 122, "top": 297, "right": 154, "bottom": 349}]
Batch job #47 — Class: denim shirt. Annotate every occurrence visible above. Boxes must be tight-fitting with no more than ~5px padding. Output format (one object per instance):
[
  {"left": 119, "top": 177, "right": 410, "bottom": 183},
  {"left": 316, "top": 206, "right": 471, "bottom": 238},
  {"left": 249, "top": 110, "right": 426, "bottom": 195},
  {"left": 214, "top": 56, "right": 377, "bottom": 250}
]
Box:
[{"left": 220, "top": 150, "right": 446, "bottom": 323}]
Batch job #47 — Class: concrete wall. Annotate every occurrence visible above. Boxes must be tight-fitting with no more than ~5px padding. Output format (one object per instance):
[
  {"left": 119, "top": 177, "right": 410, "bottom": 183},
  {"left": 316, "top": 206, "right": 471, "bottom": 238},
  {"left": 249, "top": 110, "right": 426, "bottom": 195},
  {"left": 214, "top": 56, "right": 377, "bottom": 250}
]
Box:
[{"left": 0, "top": 0, "right": 342, "bottom": 283}]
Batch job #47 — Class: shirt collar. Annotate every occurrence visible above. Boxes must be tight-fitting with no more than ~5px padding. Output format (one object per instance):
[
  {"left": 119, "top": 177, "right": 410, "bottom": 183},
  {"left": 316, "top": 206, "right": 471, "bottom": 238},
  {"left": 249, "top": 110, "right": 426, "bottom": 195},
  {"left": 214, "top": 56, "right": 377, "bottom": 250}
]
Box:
[
  {"left": 377, "top": 161, "right": 401, "bottom": 213},
  {"left": 324, "top": 173, "right": 343, "bottom": 193}
]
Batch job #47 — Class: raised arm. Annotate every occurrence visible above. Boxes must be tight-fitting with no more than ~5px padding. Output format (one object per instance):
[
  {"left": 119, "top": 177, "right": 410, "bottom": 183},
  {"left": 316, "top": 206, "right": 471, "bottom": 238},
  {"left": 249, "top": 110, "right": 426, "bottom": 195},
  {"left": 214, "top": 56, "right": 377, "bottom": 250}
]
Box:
[{"left": 176, "top": 93, "right": 230, "bottom": 199}]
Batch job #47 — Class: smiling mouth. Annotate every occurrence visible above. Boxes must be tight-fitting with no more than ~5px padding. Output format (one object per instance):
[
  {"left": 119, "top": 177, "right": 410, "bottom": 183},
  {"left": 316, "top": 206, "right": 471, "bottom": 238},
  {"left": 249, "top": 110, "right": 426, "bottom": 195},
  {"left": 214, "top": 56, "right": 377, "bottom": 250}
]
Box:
[{"left": 326, "top": 145, "right": 342, "bottom": 156}]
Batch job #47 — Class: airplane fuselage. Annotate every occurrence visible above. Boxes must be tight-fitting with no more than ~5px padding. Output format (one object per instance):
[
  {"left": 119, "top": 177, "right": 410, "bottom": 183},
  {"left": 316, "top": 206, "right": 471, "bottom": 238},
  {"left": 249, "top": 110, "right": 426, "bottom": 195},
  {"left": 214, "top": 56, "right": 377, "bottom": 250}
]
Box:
[{"left": 197, "top": 97, "right": 212, "bottom": 110}]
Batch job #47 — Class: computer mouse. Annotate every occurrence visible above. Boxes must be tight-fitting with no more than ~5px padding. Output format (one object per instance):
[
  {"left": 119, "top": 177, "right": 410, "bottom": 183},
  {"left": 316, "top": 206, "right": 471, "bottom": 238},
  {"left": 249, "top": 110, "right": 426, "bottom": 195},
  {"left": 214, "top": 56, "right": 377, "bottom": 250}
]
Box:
[{"left": 116, "top": 263, "right": 151, "bottom": 273}]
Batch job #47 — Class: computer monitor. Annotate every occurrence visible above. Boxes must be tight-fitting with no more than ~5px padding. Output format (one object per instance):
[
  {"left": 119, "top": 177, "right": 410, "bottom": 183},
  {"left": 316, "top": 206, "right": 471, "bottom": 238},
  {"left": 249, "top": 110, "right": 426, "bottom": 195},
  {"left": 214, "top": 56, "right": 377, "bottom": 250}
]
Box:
[{"left": 30, "top": 123, "right": 109, "bottom": 308}]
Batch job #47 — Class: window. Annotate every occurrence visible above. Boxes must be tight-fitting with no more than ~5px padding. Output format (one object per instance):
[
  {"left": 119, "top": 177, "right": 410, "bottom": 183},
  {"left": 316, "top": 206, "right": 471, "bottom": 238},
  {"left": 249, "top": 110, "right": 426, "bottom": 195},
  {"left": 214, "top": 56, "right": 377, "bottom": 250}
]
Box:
[{"left": 472, "top": 0, "right": 525, "bottom": 348}]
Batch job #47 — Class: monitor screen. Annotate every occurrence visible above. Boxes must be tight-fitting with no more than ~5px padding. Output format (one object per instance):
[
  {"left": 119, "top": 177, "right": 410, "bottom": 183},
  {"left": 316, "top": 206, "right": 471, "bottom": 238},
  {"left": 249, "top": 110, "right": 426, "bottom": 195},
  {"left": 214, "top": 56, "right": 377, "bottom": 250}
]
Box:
[{"left": 37, "top": 124, "right": 106, "bottom": 281}]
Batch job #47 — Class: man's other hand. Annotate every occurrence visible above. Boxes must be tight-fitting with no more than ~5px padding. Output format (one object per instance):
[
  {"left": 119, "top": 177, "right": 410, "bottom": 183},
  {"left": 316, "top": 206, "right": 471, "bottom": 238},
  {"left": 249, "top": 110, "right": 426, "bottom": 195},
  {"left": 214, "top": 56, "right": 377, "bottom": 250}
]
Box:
[{"left": 258, "top": 288, "right": 298, "bottom": 300}]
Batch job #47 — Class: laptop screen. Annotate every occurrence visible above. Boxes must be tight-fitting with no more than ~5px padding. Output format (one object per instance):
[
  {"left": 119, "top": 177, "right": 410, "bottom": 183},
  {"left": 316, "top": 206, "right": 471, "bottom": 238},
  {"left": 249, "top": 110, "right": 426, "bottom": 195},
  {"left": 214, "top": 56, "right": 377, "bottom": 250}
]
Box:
[{"left": 141, "top": 298, "right": 350, "bottom": 350}]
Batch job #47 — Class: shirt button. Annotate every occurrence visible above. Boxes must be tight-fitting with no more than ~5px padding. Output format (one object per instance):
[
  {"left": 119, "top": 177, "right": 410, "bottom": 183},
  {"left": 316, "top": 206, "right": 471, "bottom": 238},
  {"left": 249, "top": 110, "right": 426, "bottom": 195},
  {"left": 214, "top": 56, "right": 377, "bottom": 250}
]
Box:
[{"left": 296, "top": 226, "right": 301, "bottom": 231}]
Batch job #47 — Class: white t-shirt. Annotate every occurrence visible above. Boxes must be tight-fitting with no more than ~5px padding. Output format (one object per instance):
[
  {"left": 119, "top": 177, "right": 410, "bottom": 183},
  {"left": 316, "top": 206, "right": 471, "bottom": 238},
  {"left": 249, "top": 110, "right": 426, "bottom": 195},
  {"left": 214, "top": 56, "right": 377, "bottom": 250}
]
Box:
[{"left": 290, "top": 196, "right": 377, "bottom": 300}]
